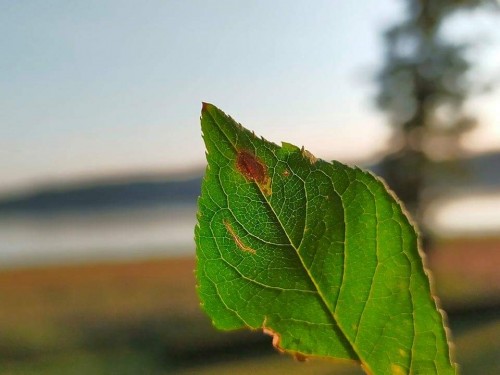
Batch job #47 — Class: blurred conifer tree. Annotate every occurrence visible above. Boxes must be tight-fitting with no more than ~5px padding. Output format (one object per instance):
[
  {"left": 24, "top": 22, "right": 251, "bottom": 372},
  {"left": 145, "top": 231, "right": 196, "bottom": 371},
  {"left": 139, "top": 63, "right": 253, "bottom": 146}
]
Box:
[{"left": 376, "top": 0, "right": 498, "bottom": 241}]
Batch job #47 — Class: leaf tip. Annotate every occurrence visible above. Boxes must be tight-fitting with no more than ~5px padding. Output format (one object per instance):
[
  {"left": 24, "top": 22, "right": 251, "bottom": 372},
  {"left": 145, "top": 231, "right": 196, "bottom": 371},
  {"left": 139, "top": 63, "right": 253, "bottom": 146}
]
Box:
[{"left": 201, "top": 102, "right": 213, "bottom": 113}]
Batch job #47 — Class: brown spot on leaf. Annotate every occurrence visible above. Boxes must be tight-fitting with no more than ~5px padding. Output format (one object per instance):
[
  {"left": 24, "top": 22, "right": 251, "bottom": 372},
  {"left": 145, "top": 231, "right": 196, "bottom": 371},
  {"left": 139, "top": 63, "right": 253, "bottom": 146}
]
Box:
[
  {"left": 223, "top": 219, "right": 256, "bottom": 254},
  {"left": 236, "top": 150, "right": 266, "bottom": 183},
  {"left": 301, "top": 147, "right": 317, "bottom": 164},
  {"left": 282, "top": 169, "right": 290, "bottom": 177},
  {"left": 236, "top": 150, "right": 272, "bottom": 195},
  {"left": 294, "top": 353, "right": 308, "bottom": 362},
  {"left": 263, "top": 327, "right": 282, "bottom": 352},
  {"left": 390, "top": 364, "right": 406, "bottom": 375},
  {"left": 263, "top": 326, "right": 309, "bottom": 362}
]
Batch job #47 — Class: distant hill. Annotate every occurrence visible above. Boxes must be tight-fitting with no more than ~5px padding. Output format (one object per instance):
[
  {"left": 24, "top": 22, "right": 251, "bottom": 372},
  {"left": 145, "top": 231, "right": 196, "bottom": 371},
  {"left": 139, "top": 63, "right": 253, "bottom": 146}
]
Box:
[
  {"left": 0, "top": 176, "right": 202, "bottom": 214},
  {"left": 367, "top": 152, "right": 500, "bottom": 191},
  {"left": 441, "top": 152, "right": 500, "bottom": 189},
  {"left": 0, "top": 152, "right": 498, "bottom": 214}
]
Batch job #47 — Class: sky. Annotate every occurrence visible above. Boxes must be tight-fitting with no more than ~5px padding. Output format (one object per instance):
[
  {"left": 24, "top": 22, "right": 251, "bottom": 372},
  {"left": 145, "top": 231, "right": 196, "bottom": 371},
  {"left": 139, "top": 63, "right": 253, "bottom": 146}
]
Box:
[{"left": 1, "top": 0, "right": 499, "bottom": 194}]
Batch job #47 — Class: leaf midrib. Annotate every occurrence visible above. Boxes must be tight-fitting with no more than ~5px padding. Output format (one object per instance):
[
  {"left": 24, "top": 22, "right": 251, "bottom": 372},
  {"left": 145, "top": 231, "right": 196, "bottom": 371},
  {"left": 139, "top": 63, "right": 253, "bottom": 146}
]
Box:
[{"left": 204, "top": 108, "right": 364, "bottom": 365}]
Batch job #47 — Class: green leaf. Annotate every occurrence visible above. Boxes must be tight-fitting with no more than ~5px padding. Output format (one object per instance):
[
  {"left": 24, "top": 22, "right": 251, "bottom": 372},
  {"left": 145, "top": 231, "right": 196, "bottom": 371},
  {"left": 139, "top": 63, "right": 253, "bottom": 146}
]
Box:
[{"left": 195, "top": 103, "right": 457, "bottom": 375}]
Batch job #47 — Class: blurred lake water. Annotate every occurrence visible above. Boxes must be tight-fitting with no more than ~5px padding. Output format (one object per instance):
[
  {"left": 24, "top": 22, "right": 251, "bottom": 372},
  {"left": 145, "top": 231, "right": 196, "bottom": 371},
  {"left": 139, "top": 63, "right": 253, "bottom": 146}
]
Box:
[
  {"left": 2, "top": 191, "right": 500, "bottom": 268},
  {"left": 0, "top": 204, "right": 197, "bottom": 267},
  {"left": 425, "top": 191, "right": 500, "bottom": 236}
]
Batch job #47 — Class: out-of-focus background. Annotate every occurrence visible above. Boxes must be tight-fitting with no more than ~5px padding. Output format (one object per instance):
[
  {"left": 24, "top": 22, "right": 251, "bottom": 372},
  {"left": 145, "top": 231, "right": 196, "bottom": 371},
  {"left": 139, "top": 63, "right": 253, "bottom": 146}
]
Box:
[{"left": 1, "top": 1, "right": 499, "bottom": 374}]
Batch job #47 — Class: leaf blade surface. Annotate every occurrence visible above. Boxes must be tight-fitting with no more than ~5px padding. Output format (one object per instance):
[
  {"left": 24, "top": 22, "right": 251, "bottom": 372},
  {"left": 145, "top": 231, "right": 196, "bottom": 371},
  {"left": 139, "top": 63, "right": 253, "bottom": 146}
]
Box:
[{"left": 195, "top": 103, "right": 456, "bottom": 375}]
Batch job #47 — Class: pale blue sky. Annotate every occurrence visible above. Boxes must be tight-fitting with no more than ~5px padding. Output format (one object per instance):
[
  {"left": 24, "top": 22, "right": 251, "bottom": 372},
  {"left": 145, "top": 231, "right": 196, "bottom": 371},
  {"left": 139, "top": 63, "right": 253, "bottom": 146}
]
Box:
[{"left": 1, "top": 1, "right": 499, "bottom": 193}]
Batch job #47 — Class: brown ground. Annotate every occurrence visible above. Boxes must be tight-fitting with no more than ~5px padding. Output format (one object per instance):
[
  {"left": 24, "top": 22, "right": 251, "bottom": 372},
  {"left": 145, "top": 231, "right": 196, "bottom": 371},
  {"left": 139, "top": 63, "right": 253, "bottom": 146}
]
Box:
[
  {"left": 429, "top": 237, "right": 500, "bottom": 308},
  {"left": 1, "top": 238, "right": 497, "bottom": 326},
  {"left": 0, "top": 257, "right": 199, "bottom": 326},
  {"left": 0, "top": 239, "right": 498, "bottom": 374}
]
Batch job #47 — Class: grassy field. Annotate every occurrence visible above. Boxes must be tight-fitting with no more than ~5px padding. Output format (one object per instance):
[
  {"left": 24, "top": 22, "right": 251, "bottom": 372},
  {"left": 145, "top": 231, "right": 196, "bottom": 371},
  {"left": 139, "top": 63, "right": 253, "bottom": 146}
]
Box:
[{"left": 0, "top": 240, "right": 498, "bottom": 374}]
